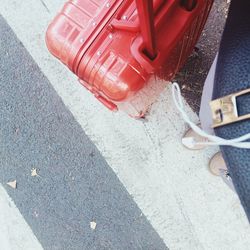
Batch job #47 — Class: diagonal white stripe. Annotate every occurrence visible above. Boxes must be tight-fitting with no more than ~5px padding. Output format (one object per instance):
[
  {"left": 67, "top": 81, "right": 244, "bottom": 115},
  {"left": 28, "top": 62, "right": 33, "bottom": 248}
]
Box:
[
  {"left": 1, "top": 1, "right": 250, "bottom": 249},
  {"left": 0, "top": 185, "right": 43, "bottom": 250}
]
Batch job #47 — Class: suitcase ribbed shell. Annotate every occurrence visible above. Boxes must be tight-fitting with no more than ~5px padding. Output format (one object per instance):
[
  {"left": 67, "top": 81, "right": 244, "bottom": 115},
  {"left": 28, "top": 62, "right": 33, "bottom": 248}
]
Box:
[{"left": 46, "top": 0, "right": 213, "bottom": 115}]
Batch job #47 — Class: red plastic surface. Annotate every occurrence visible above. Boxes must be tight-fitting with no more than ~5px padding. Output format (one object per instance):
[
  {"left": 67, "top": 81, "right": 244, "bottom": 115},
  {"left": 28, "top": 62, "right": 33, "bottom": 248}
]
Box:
[
  {"left": 46, "top": 0, "right": 213, "bottom": 115},
  {"left": 135, "top": 0, "right": 157, "bottom": 59}
]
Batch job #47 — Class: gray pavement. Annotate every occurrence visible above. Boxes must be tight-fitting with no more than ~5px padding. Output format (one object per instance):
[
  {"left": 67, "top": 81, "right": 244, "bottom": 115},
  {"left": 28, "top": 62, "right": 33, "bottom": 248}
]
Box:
[{"left": 0, "top": 15, "right": 167, "bottom": 250}]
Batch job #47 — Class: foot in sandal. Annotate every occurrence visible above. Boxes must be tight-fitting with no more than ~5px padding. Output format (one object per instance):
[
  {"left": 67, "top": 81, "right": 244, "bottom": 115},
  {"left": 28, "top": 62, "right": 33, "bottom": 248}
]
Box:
[
  {"left": 182, "top": 125, "right": 209, "bottom": 150},
  {"left": 182, "top": 126, "right": 236, "bottom": 192},
  {"left": 209, "top": 152, "right": 236, "bottom": 192}
]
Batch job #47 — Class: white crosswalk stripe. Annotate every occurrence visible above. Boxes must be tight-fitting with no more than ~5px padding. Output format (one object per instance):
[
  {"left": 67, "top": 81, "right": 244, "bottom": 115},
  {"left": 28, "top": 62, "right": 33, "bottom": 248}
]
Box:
[
  {"left": 0, "top": 185, "right": 43, "bottom": 250},
  {"left": 0, "top": 1, "right": 250, "bottom": 249}
]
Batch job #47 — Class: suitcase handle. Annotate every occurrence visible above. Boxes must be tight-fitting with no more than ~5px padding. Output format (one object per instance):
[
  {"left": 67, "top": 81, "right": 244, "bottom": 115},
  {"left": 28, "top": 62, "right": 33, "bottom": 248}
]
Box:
[
  {"left": 135, "top": 0, "right": 197, "bottom": 60},
  {"left": 181, "top": 0, "right": 197, "bottom": 11},
  {"left": 135, "top": 0, "right": 156, "bottom": 60}
]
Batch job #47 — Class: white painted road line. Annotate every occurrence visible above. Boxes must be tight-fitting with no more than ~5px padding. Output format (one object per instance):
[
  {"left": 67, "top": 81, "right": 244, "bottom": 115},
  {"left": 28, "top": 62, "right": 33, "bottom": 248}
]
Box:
[
  {"left": 1, "top": 1, "right": 250, "bottom": 249},
  {"left": 0, "top": 185, "right": 43, "bottom": 250}
]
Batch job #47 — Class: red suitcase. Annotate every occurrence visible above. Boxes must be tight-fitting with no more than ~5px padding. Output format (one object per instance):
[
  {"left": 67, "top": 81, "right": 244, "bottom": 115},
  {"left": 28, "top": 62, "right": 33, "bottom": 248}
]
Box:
[{"left": 46, "top": 0, "right": 213, "bottom": 117}]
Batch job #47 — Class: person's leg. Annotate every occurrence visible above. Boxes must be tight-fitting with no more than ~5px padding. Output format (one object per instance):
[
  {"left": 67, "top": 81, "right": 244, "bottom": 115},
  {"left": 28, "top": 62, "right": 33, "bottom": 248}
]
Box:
[
  {"left": 181, "top": 55, "right": 235, "bottom": 191},
  {"left": 182, "top": 55, "right": 217, "bottom": 150},
  {"left": 199, "top": 54, "right": 217, "bottom": 135}
]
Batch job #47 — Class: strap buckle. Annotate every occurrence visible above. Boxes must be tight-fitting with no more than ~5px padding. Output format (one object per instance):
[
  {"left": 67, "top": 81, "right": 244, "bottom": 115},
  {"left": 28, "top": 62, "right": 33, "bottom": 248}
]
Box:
[{"left": 210, "top": 88, "right": 250, "bottom": 128}]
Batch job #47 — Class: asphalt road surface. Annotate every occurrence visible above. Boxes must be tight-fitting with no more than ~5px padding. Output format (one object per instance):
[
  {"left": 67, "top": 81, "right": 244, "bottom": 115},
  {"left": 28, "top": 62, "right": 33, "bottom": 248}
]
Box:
[
  {"left": 0, "top": 16, "right": 168, "bottom": 250},
  {"left": 1, "top": 0, "right": 250, "bottom": 249}
]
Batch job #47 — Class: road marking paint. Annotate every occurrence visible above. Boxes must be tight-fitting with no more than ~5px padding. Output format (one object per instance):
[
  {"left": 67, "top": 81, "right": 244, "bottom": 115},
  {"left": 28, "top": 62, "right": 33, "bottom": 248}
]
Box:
[
  {"left": 0, "top": 185, "right": 43, "bottom": 250},
  {"left": 1, "top": 1, "right": 250, "bottom": 249}
]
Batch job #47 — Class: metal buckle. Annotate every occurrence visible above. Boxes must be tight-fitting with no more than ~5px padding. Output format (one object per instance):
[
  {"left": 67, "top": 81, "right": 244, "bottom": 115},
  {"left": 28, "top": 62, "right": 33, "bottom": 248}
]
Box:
[{"left": 210, "top": 88, "right": 250, "bottom": 128}]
